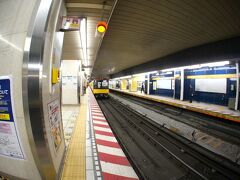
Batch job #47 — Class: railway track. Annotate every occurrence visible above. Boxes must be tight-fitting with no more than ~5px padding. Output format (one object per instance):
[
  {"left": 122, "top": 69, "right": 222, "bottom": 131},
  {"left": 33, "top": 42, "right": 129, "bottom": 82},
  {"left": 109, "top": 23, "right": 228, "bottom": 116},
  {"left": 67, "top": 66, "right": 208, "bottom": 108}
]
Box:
[
  {"left": 98, "top": 97, "right": 240, "bottom": 180},
  {"left": 110, "top": 91, "right": 240, "bottom": 146}
]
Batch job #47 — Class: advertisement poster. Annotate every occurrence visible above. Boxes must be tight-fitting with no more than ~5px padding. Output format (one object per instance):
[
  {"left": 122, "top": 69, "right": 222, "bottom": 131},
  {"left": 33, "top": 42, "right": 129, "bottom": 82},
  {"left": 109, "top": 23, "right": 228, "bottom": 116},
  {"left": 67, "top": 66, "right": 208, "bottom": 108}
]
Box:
[
  {"left": 60, "top": 16, "right": 80, "bottom": 31},
  {"left": 48, "top": 99, "right": 62, "bottom": 151},
  {"left": 0, "top": 77, "right": 24, "bottom": 159}
]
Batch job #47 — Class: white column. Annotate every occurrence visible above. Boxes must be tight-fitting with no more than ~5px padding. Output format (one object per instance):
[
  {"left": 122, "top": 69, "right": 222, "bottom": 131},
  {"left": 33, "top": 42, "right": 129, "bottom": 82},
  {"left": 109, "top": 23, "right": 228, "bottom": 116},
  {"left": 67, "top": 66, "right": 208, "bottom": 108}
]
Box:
[
  {"left": 173, "top": 70, "right": 176, "bottom": 99},
  {"left": 235, "top": 63, "right": 239, "bottom": 110},
  {"left": 147, "top": 74, "right": 150, "bottom": 94},
  {"left": 61, "top": 60, "right": 80, "bottom": 104},
  {"left": 180, "top": 68, "right": 184, "bottom": 101}
]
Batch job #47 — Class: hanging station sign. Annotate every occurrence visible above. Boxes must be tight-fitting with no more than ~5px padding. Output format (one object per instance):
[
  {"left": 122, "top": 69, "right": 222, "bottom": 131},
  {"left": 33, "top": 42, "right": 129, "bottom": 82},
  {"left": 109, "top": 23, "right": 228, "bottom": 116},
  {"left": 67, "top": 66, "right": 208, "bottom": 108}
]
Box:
[
  {"left": 60, "top": 16, "right": 81, "bottom": 31},
  {"left": 0, "top": 76, "right": 24, "bottom": 159}
]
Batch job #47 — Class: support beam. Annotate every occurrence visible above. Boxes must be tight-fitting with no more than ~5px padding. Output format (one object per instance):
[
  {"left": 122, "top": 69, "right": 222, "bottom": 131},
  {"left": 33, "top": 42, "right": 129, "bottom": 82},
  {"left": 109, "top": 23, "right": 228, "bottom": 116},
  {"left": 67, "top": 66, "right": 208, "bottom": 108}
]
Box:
[
  {"left": 147, "top": 74, "right": 150, "bottom": 95},
  {"left": 180, "top": 68, "right": 184, "bottom": 101},
  {"left": 173, "top": 70, "right": 176, "bottom": 99},
  {"left": 235, "top": 63, "right": 239, "bottom": 110}
]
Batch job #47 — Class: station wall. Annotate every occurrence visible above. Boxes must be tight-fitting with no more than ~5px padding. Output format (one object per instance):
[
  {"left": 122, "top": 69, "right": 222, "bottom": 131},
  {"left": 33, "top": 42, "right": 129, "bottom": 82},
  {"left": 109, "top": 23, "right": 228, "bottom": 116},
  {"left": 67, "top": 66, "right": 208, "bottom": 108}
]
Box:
[
  {"left": 61, "top": 60, "right": 81, "bottom": 104},
  {"left": 149, "top": 64, "right": 237, "bottom": 106},
  {"left": 149, "top": 71, "right": 174, "bottom": 97},
  {"left": 184, "top": 65, "right": 236, "bottom": 106}
]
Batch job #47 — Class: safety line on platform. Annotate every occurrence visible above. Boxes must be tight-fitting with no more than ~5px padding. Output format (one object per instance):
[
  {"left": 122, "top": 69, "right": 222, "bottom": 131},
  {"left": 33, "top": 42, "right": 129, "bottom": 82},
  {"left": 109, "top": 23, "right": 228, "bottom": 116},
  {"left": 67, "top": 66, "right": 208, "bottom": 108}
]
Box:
[{"left": 89, "top": 90, "right": 139, "bottom": 180}]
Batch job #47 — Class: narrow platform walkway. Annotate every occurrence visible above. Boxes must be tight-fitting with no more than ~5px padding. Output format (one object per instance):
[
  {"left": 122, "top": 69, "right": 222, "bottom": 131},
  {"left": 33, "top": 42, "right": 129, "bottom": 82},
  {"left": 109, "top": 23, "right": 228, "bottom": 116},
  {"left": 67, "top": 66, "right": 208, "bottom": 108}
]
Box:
[
  {"left": 111, "top": 89, "right": 240, "bottom": 122},
  {"left": 88, "top": 90, "right": 139, "bottom": 180},
  {"left": 61, "top": 89, "right": 138, "bottom": 180}
]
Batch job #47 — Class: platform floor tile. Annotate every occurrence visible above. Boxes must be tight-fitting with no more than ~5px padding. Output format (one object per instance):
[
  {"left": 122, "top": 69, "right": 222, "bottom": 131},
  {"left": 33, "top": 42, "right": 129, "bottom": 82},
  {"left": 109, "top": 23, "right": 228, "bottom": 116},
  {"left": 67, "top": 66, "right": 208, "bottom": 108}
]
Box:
[{"left": 61, "top": 96, "right": 87, "bottom": 180}]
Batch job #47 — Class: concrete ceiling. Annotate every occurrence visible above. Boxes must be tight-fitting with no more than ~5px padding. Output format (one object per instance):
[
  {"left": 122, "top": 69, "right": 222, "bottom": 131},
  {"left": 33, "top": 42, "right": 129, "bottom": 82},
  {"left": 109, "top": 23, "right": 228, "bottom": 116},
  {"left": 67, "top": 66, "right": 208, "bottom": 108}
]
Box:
[{"left": 92, "top": 0, "right": 240, "bottom": 77}]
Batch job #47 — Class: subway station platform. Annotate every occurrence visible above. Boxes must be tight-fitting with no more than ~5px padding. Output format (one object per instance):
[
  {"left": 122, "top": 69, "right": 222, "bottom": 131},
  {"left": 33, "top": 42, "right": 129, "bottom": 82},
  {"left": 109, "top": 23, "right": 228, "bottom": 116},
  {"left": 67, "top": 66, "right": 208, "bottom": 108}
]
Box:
[
  {"left": 110, "top": 89, "right": 240, "bottom": 123},
  {"left": 61, "top": 89, "right": 139, "bottom": 180}
]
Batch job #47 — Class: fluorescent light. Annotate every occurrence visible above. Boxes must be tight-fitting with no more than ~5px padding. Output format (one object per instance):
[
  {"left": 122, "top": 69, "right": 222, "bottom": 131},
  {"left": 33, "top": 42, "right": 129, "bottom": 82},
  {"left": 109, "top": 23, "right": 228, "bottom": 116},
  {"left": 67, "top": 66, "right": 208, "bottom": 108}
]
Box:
[
  {"left": 146, "top": 71, "right": 158, "bottom": 74},
  {"left": 80, "top": 18, "right": 87, "bottom": 66},
  {"left": 181, "top": 61, "right": 230, "bottom": 70},
  {"left": 120, "top": 75, "right": 131, "bottom": 79},
  {"left": 132, "top": 73, "right": 146, "bottom": 77},
  {"left": 161, "top": 68, "right": 176, "bottom": 72},
  {"left": 159, "top": 61, "right": 230, "bottom": 72},
  {"left": 200, "top": 61, "right": 229, "bottom": 67}
]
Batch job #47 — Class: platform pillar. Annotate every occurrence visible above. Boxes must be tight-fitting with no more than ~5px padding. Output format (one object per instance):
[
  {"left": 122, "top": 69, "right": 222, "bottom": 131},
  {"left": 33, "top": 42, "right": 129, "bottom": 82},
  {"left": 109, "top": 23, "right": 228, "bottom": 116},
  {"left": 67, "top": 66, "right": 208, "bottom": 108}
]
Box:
[
  {"left": 147, "top": 74, "right": 150, "bottom": 94},
  {"left": 235, "top": 62, "right": 239, "bottom": 110},
  {"left": 180, "top": 68, "right": 184, "bottom": 101}
]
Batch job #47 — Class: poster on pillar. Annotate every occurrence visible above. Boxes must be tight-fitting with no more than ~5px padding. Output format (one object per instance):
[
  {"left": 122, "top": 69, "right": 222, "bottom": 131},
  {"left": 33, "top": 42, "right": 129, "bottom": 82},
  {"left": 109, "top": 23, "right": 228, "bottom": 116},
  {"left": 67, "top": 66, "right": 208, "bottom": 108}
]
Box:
[
  {"left": 48, "top": 99, "right": 62, "bottom": 151},
  {"left": 0, "top": 76, "right": 24, "bottom": 159}
]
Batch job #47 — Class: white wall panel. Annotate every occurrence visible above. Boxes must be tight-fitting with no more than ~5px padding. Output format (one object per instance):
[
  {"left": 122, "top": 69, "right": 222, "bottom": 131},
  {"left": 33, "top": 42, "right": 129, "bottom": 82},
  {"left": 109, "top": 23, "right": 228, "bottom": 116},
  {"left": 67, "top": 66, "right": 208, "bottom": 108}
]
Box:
[
  {"left": 61, "top": 60, "right": 79, "bottom": 104},
  {"left": 157, "top": 79, "right": 172, "bottom": 89},
  {"left": 195, "top": 78, "right": 227, "bottom": 93}
]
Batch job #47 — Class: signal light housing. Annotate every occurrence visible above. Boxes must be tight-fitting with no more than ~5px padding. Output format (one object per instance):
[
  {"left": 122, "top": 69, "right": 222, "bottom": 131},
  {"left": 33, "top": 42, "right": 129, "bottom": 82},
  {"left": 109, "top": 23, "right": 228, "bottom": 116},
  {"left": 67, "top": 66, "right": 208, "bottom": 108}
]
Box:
[{"left": 97, "top": 21, "right": 108, "bottom": 33}]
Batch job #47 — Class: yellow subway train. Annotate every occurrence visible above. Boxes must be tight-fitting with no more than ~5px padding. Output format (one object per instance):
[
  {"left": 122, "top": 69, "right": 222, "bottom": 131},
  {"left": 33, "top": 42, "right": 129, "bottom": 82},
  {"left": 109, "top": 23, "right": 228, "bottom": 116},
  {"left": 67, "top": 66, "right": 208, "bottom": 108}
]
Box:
[{"left": 89, "top": 79, "right": 109, "bottom": 98}]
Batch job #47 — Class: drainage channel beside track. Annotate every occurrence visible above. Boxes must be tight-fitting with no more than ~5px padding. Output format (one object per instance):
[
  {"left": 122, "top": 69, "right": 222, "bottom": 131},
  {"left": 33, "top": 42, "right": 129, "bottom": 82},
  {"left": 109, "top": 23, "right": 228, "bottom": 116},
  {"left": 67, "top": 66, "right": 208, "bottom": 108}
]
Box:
[{"left": 98, "top": 97, "right": 240, "bottom": 180}]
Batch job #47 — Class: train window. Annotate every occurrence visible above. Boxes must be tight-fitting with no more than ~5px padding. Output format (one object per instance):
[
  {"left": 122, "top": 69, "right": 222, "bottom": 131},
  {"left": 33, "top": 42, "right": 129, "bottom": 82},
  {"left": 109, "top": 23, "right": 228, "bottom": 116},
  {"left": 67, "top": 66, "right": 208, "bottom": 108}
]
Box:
[
  {"left": 93, "top": 80, "right": 109, "bottom": 89},
  {"left": 98, "top": 82, "right": 101, "bottom": 88},
  {"left": 102, "top": 80, "right": 108, "bottom": 87}
]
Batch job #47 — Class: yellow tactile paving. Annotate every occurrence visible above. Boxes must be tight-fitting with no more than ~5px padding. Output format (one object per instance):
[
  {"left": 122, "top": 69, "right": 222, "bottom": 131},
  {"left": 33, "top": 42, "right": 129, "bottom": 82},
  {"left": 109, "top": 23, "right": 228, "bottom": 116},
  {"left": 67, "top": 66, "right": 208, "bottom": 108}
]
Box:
[{"left": 61, "top": 95, "right": 88, "bottom": 180}]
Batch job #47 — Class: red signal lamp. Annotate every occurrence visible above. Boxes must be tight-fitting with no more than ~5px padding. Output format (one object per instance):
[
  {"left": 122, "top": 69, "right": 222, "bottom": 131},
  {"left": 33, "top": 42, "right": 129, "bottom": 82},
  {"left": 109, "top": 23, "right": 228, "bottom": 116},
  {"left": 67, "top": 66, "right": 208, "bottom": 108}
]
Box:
[{"left": 97, "top": 21, "right": 108, "bottom": 33}]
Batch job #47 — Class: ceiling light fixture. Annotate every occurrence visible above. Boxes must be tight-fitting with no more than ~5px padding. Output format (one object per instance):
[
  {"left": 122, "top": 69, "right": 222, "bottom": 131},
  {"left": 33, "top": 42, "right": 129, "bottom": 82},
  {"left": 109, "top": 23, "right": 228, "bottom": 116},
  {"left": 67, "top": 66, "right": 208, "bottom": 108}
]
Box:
[{"left": 80, "top": 18, "right": 87, "bottom": 66}]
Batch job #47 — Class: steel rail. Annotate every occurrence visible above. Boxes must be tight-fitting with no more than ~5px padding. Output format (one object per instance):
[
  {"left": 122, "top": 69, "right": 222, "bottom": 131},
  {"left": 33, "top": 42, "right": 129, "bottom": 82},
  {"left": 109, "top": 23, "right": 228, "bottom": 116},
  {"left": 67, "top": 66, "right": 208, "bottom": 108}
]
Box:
[
  {"left": 98, "top": 97, "right": 240, "bottom": 180},
  {"left": 104, "top": 98, "right": 208, "bottom": 180},
  {"left": 112, "top": 92, "right": 240, "bottom": 145}
]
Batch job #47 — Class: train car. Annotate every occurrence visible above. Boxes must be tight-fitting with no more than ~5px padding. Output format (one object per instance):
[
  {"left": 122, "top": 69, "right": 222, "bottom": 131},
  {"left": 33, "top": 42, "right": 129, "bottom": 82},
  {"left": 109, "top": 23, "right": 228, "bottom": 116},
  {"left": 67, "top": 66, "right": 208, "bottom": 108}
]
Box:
[{"left": 89, "top": 79, "right": 109, "bottom": 98}]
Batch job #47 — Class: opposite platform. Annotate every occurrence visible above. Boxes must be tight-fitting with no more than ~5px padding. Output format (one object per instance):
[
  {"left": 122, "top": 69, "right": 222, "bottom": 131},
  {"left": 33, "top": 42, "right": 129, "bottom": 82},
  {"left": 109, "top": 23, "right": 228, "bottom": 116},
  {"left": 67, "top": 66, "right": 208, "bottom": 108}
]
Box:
[{"left": 110, "top": 89, "right": 240, "bottom": 122}]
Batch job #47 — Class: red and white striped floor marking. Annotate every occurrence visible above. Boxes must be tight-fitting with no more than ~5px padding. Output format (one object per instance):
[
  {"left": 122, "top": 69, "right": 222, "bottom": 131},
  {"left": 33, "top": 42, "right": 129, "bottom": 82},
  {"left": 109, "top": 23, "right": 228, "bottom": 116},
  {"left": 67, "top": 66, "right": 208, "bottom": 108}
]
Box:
[{"left": 89, "top": 91, "right": 139, "bottom": 180}]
